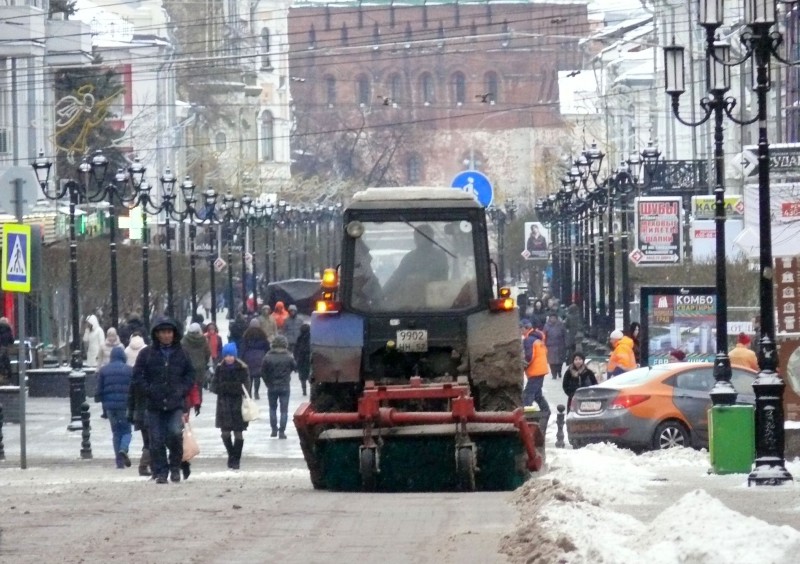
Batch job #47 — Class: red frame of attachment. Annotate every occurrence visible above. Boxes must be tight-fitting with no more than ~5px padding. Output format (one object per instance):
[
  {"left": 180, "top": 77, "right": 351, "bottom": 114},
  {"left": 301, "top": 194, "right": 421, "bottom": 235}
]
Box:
[{"left": 293, "top": 376, "right": 543, "bottom": 471}]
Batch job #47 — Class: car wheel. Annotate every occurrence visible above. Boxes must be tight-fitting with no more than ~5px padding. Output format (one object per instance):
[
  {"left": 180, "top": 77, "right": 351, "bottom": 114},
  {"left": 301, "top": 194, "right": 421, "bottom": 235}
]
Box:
[{"left": 652, "top": 420, "right": 689, "bottom": 450}]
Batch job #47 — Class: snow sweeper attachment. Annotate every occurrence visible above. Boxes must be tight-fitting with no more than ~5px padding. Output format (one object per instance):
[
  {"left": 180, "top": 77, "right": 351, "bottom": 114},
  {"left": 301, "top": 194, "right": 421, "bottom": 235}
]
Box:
[{"left": 294, "top": 377, "right": 543, "bottom": 492}]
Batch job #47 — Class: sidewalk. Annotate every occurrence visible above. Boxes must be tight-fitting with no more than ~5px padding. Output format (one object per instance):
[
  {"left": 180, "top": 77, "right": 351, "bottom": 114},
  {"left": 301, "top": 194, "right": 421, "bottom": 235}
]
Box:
[{"left": 0, "top": 375, "right": 309, "bottom": 470}]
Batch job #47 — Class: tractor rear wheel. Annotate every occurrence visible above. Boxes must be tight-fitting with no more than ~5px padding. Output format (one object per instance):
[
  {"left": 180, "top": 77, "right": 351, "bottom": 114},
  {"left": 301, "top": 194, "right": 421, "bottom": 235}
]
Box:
[
  {"left": 359, "top": 447, "right": 377, "bottom": 491},
  {"left": 456, "top": 447, "right": 476, "bottom": 492}
]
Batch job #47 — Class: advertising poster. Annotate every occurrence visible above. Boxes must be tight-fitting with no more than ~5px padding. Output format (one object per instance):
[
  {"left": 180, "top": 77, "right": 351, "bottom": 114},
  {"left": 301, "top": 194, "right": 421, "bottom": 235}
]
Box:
[
  {"left": 689, "top": 219, "right": 744, "bottom": 263},
  {"left": 778, "top": 336, "right": 800, "bottom": 422},
  {"left": 631, "top": 196, "right": 683, "bottom": 266},
  {"left": 640, "top": 286, "right": 716, "bottom": 365},
  {"left": 735, "top": 182, "right": 800, "bottom": 258},
  {"left": 521, "top": 221, "right": 549, "bottom": 261},
  {"left": 690, "top": 195, "right": 744, "bottom": 220}
]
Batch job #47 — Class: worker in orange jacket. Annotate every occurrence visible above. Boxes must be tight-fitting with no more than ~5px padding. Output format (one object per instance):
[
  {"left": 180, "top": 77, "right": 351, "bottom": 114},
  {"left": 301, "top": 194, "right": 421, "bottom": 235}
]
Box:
[
  {"left": 522, "top": 319, "right": 550, "bottom": 412},
  {"left": 729, "top": 333, "right": 759, "bottom": 371},
  {"left": 607, "top": 329, "right": 636, "bottom": 378}
]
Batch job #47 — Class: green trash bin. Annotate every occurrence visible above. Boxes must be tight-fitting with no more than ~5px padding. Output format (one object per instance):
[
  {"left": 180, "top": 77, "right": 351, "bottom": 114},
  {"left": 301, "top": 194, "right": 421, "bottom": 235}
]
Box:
[{"left": 709, "top": 404, "right": 755, "bottom": 474}]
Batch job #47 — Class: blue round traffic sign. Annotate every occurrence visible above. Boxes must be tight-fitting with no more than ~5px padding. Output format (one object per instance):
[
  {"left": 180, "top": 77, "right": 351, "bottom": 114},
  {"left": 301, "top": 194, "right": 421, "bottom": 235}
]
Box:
[{"left": 451, "top": 170, "right": 493, "bottom": 207}]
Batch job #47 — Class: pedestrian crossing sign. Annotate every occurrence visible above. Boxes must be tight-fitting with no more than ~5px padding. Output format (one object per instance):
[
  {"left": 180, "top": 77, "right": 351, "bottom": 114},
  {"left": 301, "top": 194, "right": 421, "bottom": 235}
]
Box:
[{"left": 1, "top": 224, "right": 31, "bottom": 293}]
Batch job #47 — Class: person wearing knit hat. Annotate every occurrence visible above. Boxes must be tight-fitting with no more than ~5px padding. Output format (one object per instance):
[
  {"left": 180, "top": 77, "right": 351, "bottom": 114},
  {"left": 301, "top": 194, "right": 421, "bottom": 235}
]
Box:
[
  {"left": 729, "top": 332, "right": 759, "bottom": 371},
  {"left": 261, "top": 333, "right": 296, "bottom": 438},
  {"left": 668, "top": 349, "right": 687, "bottom": 363},
  {"left": 607, "top": 328, "right": 636, "bottom": 378},
  {"left": 212, "top": 339, "right": 250, "bottom": 470}
]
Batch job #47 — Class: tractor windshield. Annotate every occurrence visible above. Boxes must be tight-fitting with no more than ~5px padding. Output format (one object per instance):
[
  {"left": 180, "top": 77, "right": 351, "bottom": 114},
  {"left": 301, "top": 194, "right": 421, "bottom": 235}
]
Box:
[{"left": 348, "top": 220, "right": 479, "bottom": 312}]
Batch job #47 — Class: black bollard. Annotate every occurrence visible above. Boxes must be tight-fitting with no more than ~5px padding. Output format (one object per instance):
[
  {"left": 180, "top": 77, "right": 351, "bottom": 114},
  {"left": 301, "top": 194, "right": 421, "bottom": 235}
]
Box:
[
  {"left": 0, "top": 402, "right": 5, "bottom": 460},
  {"left": 67, "top": 369, "right": 86, "bottom": 432},
  {"left": 80, "top": 402, "right": 92, "bottom": 460},
  {"left": 555, "top": 404, "right": 566, "bottom": 448}
]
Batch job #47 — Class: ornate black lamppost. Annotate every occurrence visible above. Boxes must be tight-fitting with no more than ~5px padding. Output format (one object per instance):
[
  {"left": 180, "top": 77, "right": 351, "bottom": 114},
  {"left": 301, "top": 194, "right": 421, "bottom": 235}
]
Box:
[
  {"left": 220, "top": 192, "right": 238, "bottom": 320},
  {"left": 237, "top": 195, "right": 253, "bottom": 314},
  {"left": 126, "top": 159, "right": 150, "bottom": 329},
  {"left": 487, "top": 199, "right": 517, "bottom": 285},
  {"left": 666, "top": 0, "right": 794, "bottom": 485}
]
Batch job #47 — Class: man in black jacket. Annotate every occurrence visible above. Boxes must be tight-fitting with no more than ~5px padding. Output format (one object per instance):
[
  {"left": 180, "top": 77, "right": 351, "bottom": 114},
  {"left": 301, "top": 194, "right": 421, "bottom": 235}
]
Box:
[
  {"left": 131, "top": 316, "right": 195, "bottom": 484},
  {"left": 261, "top": 335, "right": 296, "bottom": 439}
]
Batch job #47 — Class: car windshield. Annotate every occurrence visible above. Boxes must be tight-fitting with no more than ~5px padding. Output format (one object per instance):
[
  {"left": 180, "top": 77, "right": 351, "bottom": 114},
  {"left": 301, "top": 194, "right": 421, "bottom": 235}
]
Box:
[{"left": 348, "top": 220, "right": 479, "bottom": 312}]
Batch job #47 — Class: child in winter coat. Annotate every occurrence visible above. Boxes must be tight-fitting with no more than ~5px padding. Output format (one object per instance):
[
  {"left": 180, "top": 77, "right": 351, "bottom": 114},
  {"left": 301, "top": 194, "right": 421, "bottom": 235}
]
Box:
[{"left": 95, "top": 346, "right": 132, "bottom": 468}]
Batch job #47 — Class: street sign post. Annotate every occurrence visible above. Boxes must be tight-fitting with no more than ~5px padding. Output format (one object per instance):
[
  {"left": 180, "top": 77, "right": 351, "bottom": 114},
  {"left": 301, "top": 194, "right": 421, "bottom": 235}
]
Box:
[
  {"left": 213, "top": 257, "right": 226, "bottom": 272},
  {"left": 451, "top": 170, "right": 493, "bottom": 207},
  {"left": 1, "top": 224, "right": 31, "bottom": 293}
]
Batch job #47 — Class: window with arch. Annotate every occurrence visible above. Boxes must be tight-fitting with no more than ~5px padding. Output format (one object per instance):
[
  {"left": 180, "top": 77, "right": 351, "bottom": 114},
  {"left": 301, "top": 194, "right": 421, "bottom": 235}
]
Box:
[
  {"left": 357, "top": 74, "right": 370, "bottom": 105},
  {"left": 260, "top": 28, "right": 271, "bottom": 69},
  {"left": 325, "top": 75, "right": 336, "bottom": 105},
  {"left": 420, "top": 72, "right": 435, "bottom": 104},
  {"left": 261, "top": 111, "right": 274, "bottom": 162},
  {"left": 452, "top": 72, "right": 466, "bottom": 104},
  {"left": 485, "top": 71, "right": 499, "bottom": 102},
  {"left": 389, "top": 73, "right": 403, "bottom": 103},
  {"left": 407, "top": 154, "right": 423, "bottom": 184}
]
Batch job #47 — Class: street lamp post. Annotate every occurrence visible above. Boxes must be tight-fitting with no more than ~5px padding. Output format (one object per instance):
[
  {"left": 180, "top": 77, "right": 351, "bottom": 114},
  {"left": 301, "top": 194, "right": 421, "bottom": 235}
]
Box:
[
  {"left": 238, "top": 195, "right": 253, "bottom": 314},
  {"left": 665, "top": 0, "right": 793, "bottom": 485},
  {"left": 127, "top": 159, "right": 149, "bottom": 330},
  {"left": 32, "top": 153, "right": 92, "bottom": 433},
  {"left": 221, "top": 192, "right": 237, "bottom": 320}
]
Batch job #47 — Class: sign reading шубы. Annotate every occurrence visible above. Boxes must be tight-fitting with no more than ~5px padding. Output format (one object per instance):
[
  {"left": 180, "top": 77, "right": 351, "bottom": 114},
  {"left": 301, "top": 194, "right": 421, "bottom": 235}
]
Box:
[{"left": 632, "top": 197, "right": 683, "bottom": 265}]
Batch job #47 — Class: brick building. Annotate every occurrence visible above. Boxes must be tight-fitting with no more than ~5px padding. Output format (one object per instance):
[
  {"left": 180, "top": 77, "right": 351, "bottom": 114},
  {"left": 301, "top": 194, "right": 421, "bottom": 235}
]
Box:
[{"left": 287, "top": 0, "right": 589, "bottom": 205}]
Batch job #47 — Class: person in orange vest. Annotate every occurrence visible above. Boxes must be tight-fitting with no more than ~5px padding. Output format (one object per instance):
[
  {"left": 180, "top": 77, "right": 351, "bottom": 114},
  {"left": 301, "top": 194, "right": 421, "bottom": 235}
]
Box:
[
  {"left": 607, "top": 329, "right": 636, "bottom": 378},
  {"left": 729, "top": 332, "right": 759, "bottom": 371},
  {"left": 522, "top": 319, "right": 550, "bottom": 412}
]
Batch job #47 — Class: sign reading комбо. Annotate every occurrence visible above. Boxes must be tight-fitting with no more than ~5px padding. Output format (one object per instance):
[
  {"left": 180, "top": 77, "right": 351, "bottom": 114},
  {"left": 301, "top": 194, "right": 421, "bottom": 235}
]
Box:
[{"left": 631, "top": 196, "right": 683, "bottom": 266}]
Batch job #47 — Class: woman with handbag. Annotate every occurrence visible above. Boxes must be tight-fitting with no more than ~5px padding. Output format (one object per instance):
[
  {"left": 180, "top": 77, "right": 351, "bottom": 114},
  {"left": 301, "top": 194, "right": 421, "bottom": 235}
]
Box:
[{"left": 213, "top": 342, "right": 251, "bottom": 470}]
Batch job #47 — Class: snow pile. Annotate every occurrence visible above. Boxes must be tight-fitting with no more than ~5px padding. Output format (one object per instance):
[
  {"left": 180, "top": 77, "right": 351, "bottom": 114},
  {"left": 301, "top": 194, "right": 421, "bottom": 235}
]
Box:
[{"left": 502, "top": 447, "right": 800, "bottom": 563}]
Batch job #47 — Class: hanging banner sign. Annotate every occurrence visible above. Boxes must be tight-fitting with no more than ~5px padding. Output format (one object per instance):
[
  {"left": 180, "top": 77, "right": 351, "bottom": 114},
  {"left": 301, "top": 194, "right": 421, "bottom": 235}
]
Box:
[
  {"left": 690, "top": 195, "right": 744, "bottom": 220},
  {"left": 632, "top": 196, "right": 683, "bottom": 265}
]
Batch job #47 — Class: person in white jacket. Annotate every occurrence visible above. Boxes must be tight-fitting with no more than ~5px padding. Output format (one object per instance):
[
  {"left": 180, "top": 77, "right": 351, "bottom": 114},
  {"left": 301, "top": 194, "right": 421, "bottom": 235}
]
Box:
[
  {"left": 82, "top": 314, "right": 105, "bottom": 367},
  {"left": 124, "top": 332, "right": 146, "bottom": 367},
  {"left": 98, "top": 327, "right": 122, "bottom": 367}
]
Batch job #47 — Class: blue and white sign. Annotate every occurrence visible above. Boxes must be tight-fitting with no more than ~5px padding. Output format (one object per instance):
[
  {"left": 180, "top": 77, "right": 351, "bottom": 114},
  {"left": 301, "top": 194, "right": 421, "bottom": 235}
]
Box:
[{"left": 451, "top": 170, "right": 493, "bottom": 207}]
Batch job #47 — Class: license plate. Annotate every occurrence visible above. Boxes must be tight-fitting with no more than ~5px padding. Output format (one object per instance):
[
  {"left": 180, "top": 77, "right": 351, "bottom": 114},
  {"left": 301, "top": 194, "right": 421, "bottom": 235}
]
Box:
[
  {"left": 396, "top": 329, "right": 428, "bottom": 352},
  {"left": 580, "top": 401, "right": 602, "bottom": 412}
]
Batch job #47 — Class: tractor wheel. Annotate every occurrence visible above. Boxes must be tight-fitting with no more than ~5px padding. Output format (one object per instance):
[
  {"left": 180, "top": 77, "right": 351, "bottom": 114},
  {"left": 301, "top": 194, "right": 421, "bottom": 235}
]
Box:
[
  {"left": 456, "top": 447, "right": 476, "bottom": 492},
  {"left": 359, "top": 448, "right": 377, "bottom": 492}
]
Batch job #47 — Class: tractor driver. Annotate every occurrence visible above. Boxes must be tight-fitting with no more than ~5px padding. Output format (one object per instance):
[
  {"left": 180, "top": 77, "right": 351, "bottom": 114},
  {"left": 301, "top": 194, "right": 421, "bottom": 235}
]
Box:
[
  {"left": 382, "top": 224, "right": 449, "bottom": 307},
  {"left": 351, "top": 238, "right": 382, "bottom": 310}
]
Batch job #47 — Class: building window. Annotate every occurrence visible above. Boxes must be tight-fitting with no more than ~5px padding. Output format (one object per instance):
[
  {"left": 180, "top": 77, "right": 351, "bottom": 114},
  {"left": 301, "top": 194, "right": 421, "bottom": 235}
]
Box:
[
  {"left": 452, "top": 72, "right": 466, "bottom": 105},
  {"left": 357, "top": 75, "right": 370, "bottom": 105},
  {"left": 420, "top": 73, "right": 434, "bottom": 105},
  {"left": 325, "top": 75, "right": 336, "bottom": 105},
  {"left": 341, "top": 23, "right": 349, "bottom": 46},
  {"left": 260, "top": 28, "right": 271, "bottom": 69},
  {"left": 261, "top": 111, "right": 274, "bottom": 162},
  {"left": 389, "top": 73, "right": 402, "bottom": 103},
  {"left": 308, "top": 25, "right": 317, "bottom": 49},
  {"left": 485, "top": 71, "right": 499, "bottom": 102},
  {"left": 214, "top": 131, "right": 227, "bottom": 152},
  {"left": 407, "top": 155, "right": 422, "bottom": 184}
]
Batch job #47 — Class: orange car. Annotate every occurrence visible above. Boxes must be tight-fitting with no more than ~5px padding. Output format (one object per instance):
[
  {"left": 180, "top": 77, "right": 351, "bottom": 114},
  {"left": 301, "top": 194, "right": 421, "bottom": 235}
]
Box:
[{"left": 566, "top": 362, "right": 757, "bottom": 451}]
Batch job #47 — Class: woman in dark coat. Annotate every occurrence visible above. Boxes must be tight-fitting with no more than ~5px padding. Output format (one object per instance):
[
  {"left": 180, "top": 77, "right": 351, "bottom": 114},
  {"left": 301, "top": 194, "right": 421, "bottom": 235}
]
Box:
[
  {"left": 240, "top": 319, "right": 270, "bottom": 400},
  {"left": 562, "top": 352, "right": 598, "bottom": 412},
  {"left": 214, "top": 342, "right": 251, "bottom": 470},
  {"left": 530, "top": 299, "right": 547, "bottom": 331},
  {"left": 628, "top": 322, "right": 642, "bottom": 367},
  {"left": 294, "top": 323, "right": 311, "bottom": 397}
]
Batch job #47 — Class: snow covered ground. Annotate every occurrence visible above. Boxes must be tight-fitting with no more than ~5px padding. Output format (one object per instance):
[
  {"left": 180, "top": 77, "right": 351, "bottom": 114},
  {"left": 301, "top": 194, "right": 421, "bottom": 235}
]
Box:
[{"left": 501, "top": 377, "right": 800, "bottom": 564}]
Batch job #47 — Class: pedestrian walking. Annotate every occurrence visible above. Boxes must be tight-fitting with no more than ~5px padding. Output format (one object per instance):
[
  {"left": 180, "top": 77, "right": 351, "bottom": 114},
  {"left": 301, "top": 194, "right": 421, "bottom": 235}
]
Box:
[
  {"left": 564, "top": 304, "right": 583, "bottom": 359},
  {"left": 94, "top": 346, "right": 133, "bottom": 468},
  {"left": 562, "top": 352, "right": 598, "bottom": 412},
  {"left": 607, "top": 329, "right": 636, "bottom": 378},
  {"left": 530, "top": 299, "right": 547, "bottom": 330},
  {"left": 544, "top": 313, "right": 567, "bottom": 379},
  {"left": 131, "top": 316, "right": 195, "bottom": 484},
  {"left": 98, "top": 327, "right": 122, "bottom": 367},
  {"left": 0, "top": 316, "right": 14, "bottom": 385},
  {"left": 228, "top": 313, "right": 248, "bottom": 350},
  {"left": 125, "top": 331, "right": 146, "bottom": 367},
  {"left": 294, "top": 323, "right": 311, "bottom": 396},
  {"left": 272, "top": 301, "right": 289, "bottom": 332},
  {"left": 729, "top": 333, "right": 759, "bottom": 371},
  {"left": 522, "top": 319, "right": 550, "bottom": 412},
  {"left": 205, "top": 322, "right": 223, "bottom": 363},
  {"left": 240, "top": 319, "right": 270, "bottom": 400},
  {"left": 182, "top": 322, "right": 211, "bottom": 405},
  {"left": 258, "top": 305, "right": 278, "bottom": 343},
  {"left": 83, "top": 314, "right": 105, "bottom": 367},
  {"left": 283, "top": 304, "right": 303, "bottom": 352},
  {"left": 261, "top": 334, "right": 296, "bottom": 439},
  {"left": 213, "top": 342, "right": 251, "bottom": 469}
]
